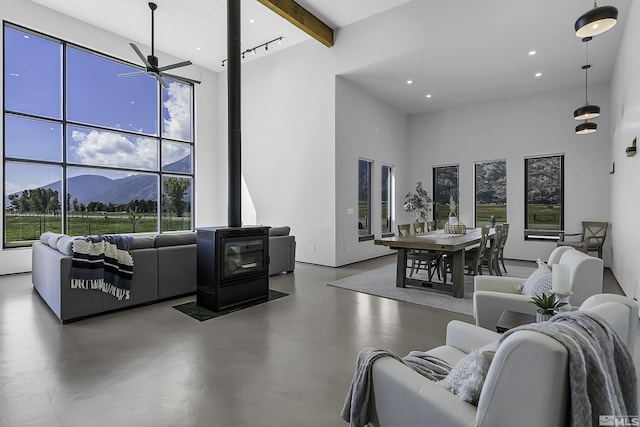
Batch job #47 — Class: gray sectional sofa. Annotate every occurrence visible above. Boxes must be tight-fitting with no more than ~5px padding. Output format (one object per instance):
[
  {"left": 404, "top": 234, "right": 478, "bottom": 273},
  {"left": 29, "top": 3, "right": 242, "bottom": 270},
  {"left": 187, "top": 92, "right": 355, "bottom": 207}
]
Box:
[
  {"left": 32, "top": 232, "right": 197, "bottom": 323},
  {"left": 32, "top": 226, "right": 296, "bottom": 323}
]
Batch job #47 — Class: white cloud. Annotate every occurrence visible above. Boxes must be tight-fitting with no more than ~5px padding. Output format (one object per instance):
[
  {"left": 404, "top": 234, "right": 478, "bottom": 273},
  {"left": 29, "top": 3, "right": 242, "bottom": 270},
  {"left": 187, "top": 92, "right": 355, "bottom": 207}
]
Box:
[
  {"left": 163, "top": 142, "right": 190, "bottom": 166},
  {"left": 71, "top": 129, "right": 157, "bottom": 170},
  {"left": 162, "top": 82, "right": 192, "bottom": 141}
]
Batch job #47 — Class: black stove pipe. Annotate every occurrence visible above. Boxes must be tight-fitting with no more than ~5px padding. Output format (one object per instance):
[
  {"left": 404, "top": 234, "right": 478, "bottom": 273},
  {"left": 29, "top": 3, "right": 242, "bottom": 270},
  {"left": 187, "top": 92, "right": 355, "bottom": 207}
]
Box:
[{"left": 227, "top": 0, "right": 242, "bottom": 227}]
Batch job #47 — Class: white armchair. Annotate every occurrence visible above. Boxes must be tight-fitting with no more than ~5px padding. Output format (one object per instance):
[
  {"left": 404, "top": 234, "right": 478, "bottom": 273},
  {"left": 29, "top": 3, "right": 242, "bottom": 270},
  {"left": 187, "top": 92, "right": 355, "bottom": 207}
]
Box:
[
  {"left": 473, "top": 247, "right": 603, "bottom": 330},
  {"left": 366, "top": 294, "right": 637, "bottom": 427}
]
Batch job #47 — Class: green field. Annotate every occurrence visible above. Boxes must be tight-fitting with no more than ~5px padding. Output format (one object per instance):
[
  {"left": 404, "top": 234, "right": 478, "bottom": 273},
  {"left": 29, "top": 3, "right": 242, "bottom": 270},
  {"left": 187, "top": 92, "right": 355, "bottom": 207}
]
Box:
[{"left": 4, "top": 212, "right": 192, "bottom": 246}]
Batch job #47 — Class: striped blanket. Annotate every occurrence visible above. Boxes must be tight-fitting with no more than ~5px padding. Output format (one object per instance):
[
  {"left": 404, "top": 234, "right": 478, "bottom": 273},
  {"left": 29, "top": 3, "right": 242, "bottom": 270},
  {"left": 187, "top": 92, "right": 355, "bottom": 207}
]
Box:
[{"left": 71, "top": 235, "right": 134, "bottom": 301}]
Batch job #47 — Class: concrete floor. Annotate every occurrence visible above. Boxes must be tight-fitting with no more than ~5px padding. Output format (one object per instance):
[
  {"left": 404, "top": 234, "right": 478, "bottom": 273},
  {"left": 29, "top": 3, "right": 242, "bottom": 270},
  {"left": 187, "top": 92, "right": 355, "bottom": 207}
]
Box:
[{"left": 0, "top": 255, "right": 633, "bottom": 427}]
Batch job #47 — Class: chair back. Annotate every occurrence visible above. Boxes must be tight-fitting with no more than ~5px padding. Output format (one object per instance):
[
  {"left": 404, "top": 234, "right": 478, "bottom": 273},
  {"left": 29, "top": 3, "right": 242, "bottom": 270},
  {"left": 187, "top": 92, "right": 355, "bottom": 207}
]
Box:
[
  {"left": 547, "top": 246, "right": 575, "bottom": 264},
  {"left": 558, "top": 249, "right": 603, "bottom": 305},
  {"left": 397, "top": 224, "right": 411, "bottom": 237},
  {"left": 477, "top": 294, "right": 636, "bottom": 427},
  {"left": 426, "top": 221, "right": 436, "bottom": 231},
  {"left": 413, "top": 222, "right": 425, "bottom": 234},
  {"left": 468, "top": 225, "right": 490, "bottom": 266},
  {"left": 581, "top": 221, "right": 608, "bottom": 246},
  {"left": 498, "top": 223, "right": 509, "bottom": 250}
]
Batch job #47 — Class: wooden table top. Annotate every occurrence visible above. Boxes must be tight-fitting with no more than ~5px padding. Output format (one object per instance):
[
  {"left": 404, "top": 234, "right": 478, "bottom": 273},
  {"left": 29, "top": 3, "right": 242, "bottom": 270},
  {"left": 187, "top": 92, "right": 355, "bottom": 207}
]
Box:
[{"left": 374, "top": 228, "right": 493, "bottom": 252}]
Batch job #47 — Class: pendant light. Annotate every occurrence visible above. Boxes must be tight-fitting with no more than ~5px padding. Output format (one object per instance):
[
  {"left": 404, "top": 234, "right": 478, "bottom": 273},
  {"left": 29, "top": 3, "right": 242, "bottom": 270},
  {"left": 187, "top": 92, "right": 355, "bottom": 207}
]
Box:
[
  {"left": 576, "top": 121, "right": 597, "bottom": 134},
  {"left": 575, "top": 2, "right": 618, "bottom": 37},
  {"left": 574, "top": 37, "right": 599, "bottom": 134}
]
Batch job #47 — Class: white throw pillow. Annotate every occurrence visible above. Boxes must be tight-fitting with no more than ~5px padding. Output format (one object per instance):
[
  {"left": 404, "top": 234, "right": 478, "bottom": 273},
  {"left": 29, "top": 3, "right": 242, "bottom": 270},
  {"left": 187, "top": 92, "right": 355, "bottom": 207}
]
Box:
[
  {"left": 521, "top": 261, "right": 552, "bottom": 297},
  {"left": 438, "top": 341, "right": 497, "bottom": 406}
]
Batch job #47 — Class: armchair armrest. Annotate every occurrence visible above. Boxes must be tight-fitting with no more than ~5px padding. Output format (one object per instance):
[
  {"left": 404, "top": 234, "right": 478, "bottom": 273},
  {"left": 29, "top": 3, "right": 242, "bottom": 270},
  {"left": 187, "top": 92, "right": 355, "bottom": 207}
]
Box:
[
  {"left": 474, "top": 275, "right": 525, "bottom": 293},
  {"left": 445, "top": 320, "right": 501, "bottom": 353},
  {"left": 473, "top": 291, "right": 537, "bottom": 330},
  {"left": 369, "top": 357, "right": 477, "bottom": 427}
]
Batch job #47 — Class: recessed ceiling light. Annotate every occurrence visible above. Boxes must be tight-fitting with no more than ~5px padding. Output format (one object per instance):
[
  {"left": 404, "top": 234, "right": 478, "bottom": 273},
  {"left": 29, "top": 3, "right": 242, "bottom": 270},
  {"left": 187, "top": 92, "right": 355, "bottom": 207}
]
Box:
[
  {"left": 535, "top": 72, "right": 542, "bottom": 77},
  {"left": 529, "top": 50, "right": 536, "bottom": 56},
  {"left": 406, "top": 80, "right": 413, "bottom": 85},
  {"left": 249, "top": 19, "right": 256, "bottom": 23},
  {"left": 196, "top": 47, "right": 201, "bottom": 51},
  {"left": 426, "top": 94, "right": 432, "bottom": 98}
]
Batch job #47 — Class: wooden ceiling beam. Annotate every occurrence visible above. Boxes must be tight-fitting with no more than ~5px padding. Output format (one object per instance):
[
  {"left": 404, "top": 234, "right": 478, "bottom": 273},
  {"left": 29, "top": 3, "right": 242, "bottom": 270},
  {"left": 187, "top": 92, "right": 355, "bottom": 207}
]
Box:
[{"left": 257, "top": 0, "right": 334, "bottom": 47}]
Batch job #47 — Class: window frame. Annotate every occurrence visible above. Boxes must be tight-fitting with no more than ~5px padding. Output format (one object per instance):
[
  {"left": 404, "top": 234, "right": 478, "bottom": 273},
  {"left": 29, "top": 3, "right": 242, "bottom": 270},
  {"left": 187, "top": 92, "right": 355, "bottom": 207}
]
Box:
[
  {"left": 474, "top": 159, "right": 507, "bottom": 228},
  {"left": 524, "top": 154, "right": 564, "bottom": 241},
  {"left": 380, "top": 163, "right": 394, "bottom": 238},
  {"left": 358, "top": 158, "right": 373, "bottom": 242},
  {"left": 3, "top": 22, "right": 196, "bottom": 248},
  {"left": 432, "top": 164, "right": 459, "bottom": 228}
]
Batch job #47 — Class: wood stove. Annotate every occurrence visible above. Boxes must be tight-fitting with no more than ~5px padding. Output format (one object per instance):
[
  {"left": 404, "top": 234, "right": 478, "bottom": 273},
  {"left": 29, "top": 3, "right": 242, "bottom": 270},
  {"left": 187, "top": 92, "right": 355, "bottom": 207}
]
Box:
[{"left": 196, "top": 226, "right": 269, "bottom": 311}]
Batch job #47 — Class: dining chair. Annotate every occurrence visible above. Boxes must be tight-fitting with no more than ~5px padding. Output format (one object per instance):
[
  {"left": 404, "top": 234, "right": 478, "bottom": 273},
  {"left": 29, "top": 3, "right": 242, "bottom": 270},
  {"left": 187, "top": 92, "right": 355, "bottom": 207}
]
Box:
[
  {"left": 441, "top": 225, "right": 490, "bottom": 281},
  {"left": 479, "top": 224, "right": 502, "bottom": 275},
  {"left": 557, "top": 221, "right": 608, "bottom": 259},
  {"left": 495, "top": 223, "right": 509, "bottom": 275},
  {"left": 413, "top": 222, "right": 426, "bottom": 234},
  {"left": 398, "top": 224, "right": 441, "bottom": 280}
]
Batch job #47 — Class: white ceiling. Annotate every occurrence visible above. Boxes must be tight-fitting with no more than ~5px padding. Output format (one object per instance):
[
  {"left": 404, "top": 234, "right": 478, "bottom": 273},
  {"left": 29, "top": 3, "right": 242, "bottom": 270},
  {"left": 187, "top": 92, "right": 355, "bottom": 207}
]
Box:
[{"left": 28, "top": 0, "right": 630, "bottom": 115}]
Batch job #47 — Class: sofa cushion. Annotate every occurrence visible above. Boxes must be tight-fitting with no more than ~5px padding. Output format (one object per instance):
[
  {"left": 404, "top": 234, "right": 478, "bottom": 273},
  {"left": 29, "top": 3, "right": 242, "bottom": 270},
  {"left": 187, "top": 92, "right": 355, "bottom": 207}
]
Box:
[
  {"left": 46, "top": 233, "right": 65, "bottom": 250},
  {"left": 438, "top": 341, "right": 497, "bottom": 405},
  {"left": 154, "top": 232, "right": 196, "bottom": 248},
  {"left": 521, "top": 262, "right": 552, "bottom": 297},
  {"left": 56, "top": 235, "right": 76, "bottom": 256},
  {"left": 269, "top": 226, "right": 290, "bottom": 237},
  {"left": 130, "top": 236, "right": 155, "bottom": 250},
  {"left": 40, "top": 231, "right": 56, "bottom": 245}
]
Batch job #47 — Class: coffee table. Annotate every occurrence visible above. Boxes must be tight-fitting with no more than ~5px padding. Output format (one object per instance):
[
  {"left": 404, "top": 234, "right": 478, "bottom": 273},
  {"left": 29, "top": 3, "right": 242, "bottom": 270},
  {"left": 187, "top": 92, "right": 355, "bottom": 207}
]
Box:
[{"left": 495, "top": 310, "right": 536, "bottom": 333}]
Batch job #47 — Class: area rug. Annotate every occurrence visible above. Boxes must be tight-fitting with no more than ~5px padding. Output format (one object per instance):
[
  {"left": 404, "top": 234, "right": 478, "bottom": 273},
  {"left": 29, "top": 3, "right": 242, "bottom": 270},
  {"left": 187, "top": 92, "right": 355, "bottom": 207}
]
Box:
[
  {"left": 327, "top": 263, "right": 535, "bottom": 316},
  {"left": 174, "top": 289, "right": 288, "bottom": 321}
]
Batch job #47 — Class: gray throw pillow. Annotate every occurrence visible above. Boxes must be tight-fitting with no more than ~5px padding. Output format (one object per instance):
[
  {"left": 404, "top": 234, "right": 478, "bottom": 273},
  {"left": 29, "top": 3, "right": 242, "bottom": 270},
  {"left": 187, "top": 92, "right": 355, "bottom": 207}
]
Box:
[
  {"left": 47, "top": 233, "right": 65, "bottom": 250},
  {"left": 438, "top": 341, "right": 497, "bottom": 406}
]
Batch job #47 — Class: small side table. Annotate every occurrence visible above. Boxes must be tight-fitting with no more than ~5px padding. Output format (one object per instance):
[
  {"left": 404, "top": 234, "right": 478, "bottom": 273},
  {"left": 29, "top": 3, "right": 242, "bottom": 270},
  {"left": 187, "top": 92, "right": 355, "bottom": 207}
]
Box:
[{"left": 496, "top": 310, "right": 536, "bottom": 333}]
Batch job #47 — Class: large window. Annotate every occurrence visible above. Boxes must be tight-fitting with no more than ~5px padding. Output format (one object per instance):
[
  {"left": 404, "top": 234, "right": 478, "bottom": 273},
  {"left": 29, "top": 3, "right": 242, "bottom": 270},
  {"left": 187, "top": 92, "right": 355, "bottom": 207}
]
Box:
[
  {"left": 524, "top": 155, "right": 564, "bottom": 240},
  {"left": 433, "top": 165, "right": 459, "bottom": 227},
  {"left": 381, "top": 164, "right": 393, "bottom": 236},
  {"left": 475, "top": 160, "right": 507, "bottom": 227},
  {"left": 3, "top": 24, "right": 195, "bottom": 247},
  {"left": 358, "top": 159, "right": 372, "bottom": 240}
]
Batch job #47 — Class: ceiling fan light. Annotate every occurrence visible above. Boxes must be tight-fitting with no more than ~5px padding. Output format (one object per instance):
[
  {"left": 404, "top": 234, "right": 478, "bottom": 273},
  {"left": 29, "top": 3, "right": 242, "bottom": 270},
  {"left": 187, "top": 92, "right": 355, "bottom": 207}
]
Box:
[
  {"left": 575, "top": 5, "right": 618, "bottom": 37},
  {"left": 576, "top": 121, "right": 598, "bottom": 134},
  {"left": 574, "top": 104, "right": 601, "bottom": 120}
]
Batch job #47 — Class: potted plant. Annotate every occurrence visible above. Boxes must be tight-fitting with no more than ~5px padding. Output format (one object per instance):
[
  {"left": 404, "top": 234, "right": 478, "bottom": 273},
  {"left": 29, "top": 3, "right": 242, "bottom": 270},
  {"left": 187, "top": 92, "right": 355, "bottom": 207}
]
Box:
[
  {"left": 530, "top": 292, "right": 567, "bottom": 322},
  {"left": 403, "top": 182, "right": 432, "bottom": 223}
]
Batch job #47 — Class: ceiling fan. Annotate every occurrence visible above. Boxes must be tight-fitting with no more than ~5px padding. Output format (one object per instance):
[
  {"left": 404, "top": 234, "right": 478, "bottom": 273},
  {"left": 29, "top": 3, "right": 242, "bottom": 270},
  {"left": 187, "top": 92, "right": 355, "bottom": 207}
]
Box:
[{"left": 119, "top": 2, "right": 199, "bottom": 87}]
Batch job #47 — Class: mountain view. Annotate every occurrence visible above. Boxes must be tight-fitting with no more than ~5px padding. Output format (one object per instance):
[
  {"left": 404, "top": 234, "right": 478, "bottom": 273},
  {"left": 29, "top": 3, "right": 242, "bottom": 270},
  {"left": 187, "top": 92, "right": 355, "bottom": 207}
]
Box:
[{"left": 5, "top": 156, "right": 191, "bottom": 207}]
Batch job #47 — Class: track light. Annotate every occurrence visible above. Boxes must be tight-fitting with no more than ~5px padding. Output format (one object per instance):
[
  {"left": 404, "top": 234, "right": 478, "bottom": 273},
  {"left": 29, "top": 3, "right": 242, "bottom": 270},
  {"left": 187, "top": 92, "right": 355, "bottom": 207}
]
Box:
[
  {"left": 576, "top": 121, "right": 597, "bottom": 134},
  {"left": 575, "top": 2, "right": 618, "bottom": 37},
  {"left": 220, "top": 37, "right": 283, "bottom": 67}
]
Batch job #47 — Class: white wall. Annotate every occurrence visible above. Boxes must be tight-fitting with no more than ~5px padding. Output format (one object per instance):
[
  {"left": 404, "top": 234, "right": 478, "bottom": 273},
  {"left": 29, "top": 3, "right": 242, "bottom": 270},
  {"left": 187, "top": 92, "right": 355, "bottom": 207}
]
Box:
[
  {"left": 0, "top": 0, "right": 219, "bottom": 274},
  {"left": 407, "top": 83, "right": 612, "bottom": 263},
  {"left": 610, "top": 0, "right": 640, "bottom": 297},
  {"left": 335, "top": 77, "right": 409, "bottom": 266}
]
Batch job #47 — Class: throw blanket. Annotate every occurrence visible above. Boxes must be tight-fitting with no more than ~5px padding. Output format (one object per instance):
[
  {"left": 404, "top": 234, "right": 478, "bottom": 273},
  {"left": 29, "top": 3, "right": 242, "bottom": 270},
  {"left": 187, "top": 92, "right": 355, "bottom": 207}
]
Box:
[
  {"left": 71, "top": 235, "right": 134, "bottom": 301},
  {"left": 502, "top": 311, "right": 637, "bottom": 427},
  {"left": 340, "top": 347, "right": 451, "bottom": 427}
]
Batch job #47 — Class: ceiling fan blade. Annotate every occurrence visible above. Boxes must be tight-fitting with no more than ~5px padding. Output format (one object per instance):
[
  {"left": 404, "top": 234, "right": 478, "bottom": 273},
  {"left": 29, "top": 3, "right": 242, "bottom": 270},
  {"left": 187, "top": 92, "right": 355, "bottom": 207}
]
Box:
[
  {"left": 129, "top": 43, "right": 152, "bottom": 68},
  {"left": 118, "top": 71, "right": 146, "bottom": 77},
  {"left": 155, "top": 74, "right": 169, "bottom": 88},
  {"left": 160, "top": 72, "right": 202, "bottom": 85},
  {"left": 157, "top": 60, "right": 192, "bottom": 72}
]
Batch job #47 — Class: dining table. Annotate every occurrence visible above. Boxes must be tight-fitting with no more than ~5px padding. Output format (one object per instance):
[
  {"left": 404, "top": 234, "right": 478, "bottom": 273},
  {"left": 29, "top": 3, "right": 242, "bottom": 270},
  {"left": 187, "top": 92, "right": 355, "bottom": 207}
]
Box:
[{"left": 374, "top": 227, "right": 494, "bottom": 298}]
